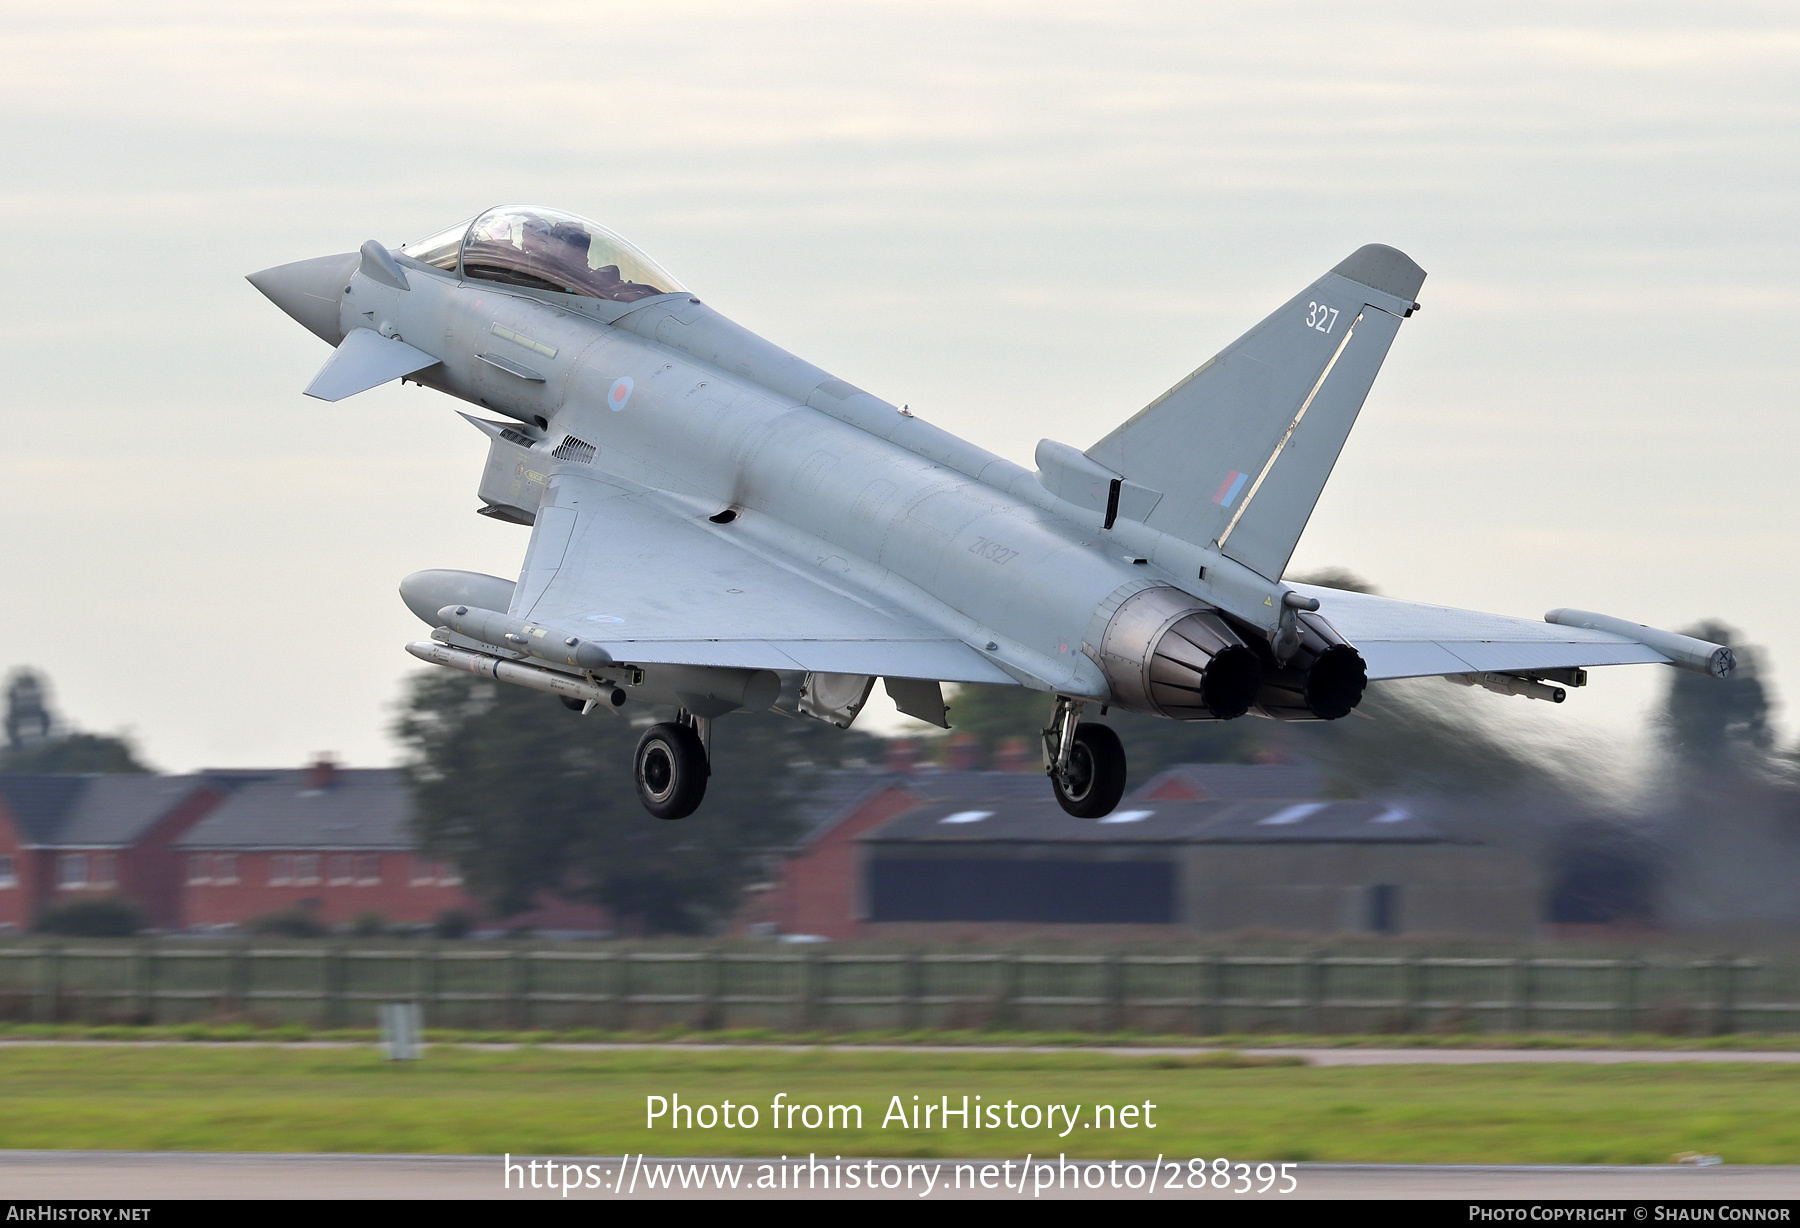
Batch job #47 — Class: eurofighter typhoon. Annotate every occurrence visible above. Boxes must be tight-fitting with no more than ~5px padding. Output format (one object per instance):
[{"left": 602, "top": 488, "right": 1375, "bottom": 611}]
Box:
[{"left": 249, "top": 206, "right": 1734, "bottom": 819}]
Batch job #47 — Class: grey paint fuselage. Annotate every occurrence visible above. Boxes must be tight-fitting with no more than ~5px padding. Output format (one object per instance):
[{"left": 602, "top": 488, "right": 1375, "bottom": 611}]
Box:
[{"left": 356, "top": 255, "right": 1290, "bottom": 700}]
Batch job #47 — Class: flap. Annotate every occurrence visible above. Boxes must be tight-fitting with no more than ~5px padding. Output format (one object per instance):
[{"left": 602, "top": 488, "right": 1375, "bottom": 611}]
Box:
[{"left": 1292, "top": 584, "right": 1670, "bottom": 681}]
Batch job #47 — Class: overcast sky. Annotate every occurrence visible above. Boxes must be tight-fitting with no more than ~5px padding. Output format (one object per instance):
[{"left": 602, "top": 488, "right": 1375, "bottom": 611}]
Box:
[{"left": 2, "top": 1, "right": 1795, "bottom": 775}]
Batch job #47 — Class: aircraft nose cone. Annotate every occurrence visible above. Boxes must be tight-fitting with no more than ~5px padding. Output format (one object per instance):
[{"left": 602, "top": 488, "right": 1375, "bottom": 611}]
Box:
[{"left": 246, "top": 252, "right": 358, "bottom": 345}]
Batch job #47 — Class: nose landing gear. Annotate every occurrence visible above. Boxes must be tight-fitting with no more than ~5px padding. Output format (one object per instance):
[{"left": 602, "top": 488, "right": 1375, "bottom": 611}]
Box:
[
  {"left": 1044, "top": 696, "right": 1127, "bottom": 819},
  {"left": 634, "top": 710, "right": 710, "bottom": 819}
]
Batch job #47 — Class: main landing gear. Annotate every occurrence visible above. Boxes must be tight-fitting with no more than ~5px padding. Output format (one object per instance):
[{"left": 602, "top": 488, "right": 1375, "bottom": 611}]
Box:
[
  {"left": 634, "top": 710, "right": 711, "bottom": 820},
  {"left": 1044, "top": 696, "right": 1127, "bottom": 819}
]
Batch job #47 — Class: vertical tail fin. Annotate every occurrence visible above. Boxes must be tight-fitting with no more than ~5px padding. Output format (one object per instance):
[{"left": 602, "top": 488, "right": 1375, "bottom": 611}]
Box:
[{"left": 1085, "top": 245, "right": 1425, "bottom": 581}]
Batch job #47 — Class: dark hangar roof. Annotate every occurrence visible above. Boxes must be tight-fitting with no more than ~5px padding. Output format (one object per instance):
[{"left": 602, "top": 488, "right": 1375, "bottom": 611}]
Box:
[
  {"left": 862, "top": 797, "right": 1453, "bottom": 846},
  {"left": 790, "top": 769, "right": 1067, "bottom": 848}
]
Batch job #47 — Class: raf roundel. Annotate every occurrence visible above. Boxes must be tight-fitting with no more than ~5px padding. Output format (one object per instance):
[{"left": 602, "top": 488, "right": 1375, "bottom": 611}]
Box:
[{"left": 608, "top": 376, "right": 634, "bottom": 412}]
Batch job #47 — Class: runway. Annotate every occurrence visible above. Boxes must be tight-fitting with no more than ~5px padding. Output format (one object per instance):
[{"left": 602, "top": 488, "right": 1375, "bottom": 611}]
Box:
[
  {"left": 3, "top": 1040, "right": 1798, "bottom": 1065},
  {"left": 0, "top": 1151, "right": 1793, "bottom": 1200},
  {"left": 1254, "top": 1048, "right": 1800, "bottom": 1066}
]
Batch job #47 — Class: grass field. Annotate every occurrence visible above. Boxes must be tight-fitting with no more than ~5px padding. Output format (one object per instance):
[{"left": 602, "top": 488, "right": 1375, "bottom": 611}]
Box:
[
  {"left": 0, "top": 1046, "right": 1797, "bottom": 1163},
  {"left": 4, "top": 1022, "right": 1800, "bottom": 1048}
]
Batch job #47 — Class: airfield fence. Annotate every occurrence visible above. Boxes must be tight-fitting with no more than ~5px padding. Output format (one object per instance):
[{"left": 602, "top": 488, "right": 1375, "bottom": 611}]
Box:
[{"left": 0, "top": 944, "right": 1797, "bottom": 1035}]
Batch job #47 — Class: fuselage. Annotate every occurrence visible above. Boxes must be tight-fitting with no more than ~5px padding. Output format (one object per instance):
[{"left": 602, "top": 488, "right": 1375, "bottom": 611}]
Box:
[
  {"left": 337, "top": 250, "right": 1286, "bottom": 703},
  {"left": 251, "top": 220, "right": 1738, "bottom": 820}
]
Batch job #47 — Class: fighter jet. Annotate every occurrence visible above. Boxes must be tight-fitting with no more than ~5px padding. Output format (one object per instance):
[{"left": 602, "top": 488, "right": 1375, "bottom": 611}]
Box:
[{"left": 249, "top": 205, "right": 1734, "bottom": 820}]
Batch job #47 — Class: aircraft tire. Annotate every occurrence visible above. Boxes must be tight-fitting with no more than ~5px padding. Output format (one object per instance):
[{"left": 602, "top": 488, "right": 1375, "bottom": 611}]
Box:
[
  {"left": 1051, "top": 723, "right": 1127, "bottom": 819},
  {"left": 634, "top": 722, "right": 709, "bottom": 820}
]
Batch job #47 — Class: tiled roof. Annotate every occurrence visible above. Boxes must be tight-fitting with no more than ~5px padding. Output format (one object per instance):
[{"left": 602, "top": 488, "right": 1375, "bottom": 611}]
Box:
[
  {"left": 56, "top": 776, "right": 216, "bottom": 847},
  {"left": 902, "top": 770, "right": 1058, "bottom": 807},
  {"left": 861, "top": 797, "right": 1452, "bottom": 845},
  {"left": 0, "top": 774, "right": 215, "bottom": 847},
  {"left": 175, "top": 768, "right": 413, "bottom": 850},
  {"left": 1132, "top": 762, "right": 1325, "bottom": 801},
  {"left": 0, "top": 775, "right": 87, "bottom": 845},
  {"left": 789, "top": 771, "right": 896, "bottom": 846}
]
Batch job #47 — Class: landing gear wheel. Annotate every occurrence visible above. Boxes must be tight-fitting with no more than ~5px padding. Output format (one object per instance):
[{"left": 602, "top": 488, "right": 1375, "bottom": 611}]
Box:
[
  {"left": 634, "top": 722, "right": 709, "bottom": 820},
  {"left": 1051, "top": 723, "right": 1128, "bottom": 819}
]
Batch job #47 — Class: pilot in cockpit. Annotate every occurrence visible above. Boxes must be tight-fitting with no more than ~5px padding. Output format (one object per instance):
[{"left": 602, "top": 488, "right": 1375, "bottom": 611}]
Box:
[{"left": 454, "top": 206, "right": 680, "bottom": 303}]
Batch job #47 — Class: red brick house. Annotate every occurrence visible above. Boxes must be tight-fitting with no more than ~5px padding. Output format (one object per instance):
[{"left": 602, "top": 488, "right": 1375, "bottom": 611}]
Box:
[
  {"left": 1, "top": 763, "right": 609, "bottom": 935},
  {"left": 175, "top": 761, "right": 607, "bottom": 933},
  {"left": 0, "top": 774, "right": 225, "bottom": 929},
  {"left": 174, "top": 763, "right": 476, "bottom": 929}
]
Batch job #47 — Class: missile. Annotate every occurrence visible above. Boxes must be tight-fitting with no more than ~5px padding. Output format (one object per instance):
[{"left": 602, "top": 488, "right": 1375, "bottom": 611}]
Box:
[
  {"left": 405, "top": 641, "right": 626, "bottom": 711},
  {"left": 436, "top": 604, "right": 614, "bottom": 671},
  {"left": 1544, "top": 609, "right": 1735, "bottom": 679},
  {"left": 1448, "top": 672, "right": 1565, "bottom": 703}
]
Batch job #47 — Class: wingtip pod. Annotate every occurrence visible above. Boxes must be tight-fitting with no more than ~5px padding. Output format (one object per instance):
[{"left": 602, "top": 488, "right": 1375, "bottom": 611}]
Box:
[
  {"left": 1545, "top": 609, "right": 1736, "bottom": 679},
  {"left": 1331, "top": 244, "right": 1426, "bottom": 304}
]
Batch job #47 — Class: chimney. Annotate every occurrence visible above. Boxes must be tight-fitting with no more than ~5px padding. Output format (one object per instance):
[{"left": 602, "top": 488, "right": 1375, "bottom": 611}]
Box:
[
  {"left": 994, "top": 737, "right": 1036, "bottom": 773},
  {"left": 306, "top": 754, "right": 339, "bottom": 791},
  {"left": 945, "top": 731, "right": 982, "bottom": 772},
  {"left": 885, "top": 737, "right": 920, "bottom": 776}
]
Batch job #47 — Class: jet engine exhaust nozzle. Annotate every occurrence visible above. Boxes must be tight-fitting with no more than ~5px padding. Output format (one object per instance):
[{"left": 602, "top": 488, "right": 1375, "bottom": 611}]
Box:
[
  {"left": 1251, "top": 610, "right": 1368, "bottom": 721},
  {"left": 1092, "top": 587, "right": 1263, "bottom": 720}
]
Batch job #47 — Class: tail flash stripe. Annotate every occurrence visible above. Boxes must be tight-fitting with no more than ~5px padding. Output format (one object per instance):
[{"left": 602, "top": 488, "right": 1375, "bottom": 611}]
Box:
[
  {"left": 1216, "top": 309, "right": 1365, "bottom": 549},
  {"left": 1212, "top": 471, "right": 1249, "bottom": 507}
]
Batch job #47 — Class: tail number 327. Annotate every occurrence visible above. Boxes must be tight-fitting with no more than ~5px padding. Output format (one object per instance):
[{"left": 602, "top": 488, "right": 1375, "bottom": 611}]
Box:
[{"left": 1304, "top": 302, "right": 1340, "bottom": 333}]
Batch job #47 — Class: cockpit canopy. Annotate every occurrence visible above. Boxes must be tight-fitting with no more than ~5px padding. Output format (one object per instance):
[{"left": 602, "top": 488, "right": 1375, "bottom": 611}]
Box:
[{"left": 401, "top": 205, "right": 686, "bottom": 304}]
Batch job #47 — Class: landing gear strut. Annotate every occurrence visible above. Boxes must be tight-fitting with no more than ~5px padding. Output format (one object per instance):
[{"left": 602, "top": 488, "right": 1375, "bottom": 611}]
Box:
[
  {"left": 634, "top": 709, "right": 710, "bottom": 820},
  {"left": 1044, "top": 696, "right": 1127, "bottom": 819}
]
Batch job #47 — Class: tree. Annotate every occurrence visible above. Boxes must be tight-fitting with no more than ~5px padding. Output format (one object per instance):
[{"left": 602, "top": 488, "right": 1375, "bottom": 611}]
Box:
[
  {"left": 33, "top": 897, "right": 143, "bottom": 937},
  {"left": 0, "top": 669, "right": 149, "bottom": 774},
  {"left": 1274, "top": 680, "right": 1550, "bottom": 800},
  {"left": 395, "top": 671, "right": 881, "bottom": 933},
  {"left": 1660, "top": 622, "right": 1772, "bottom": 768},
  {"left": 1, "top": 732, "right": 151, "bottom": 774},
  {"left": 1284, "top": 566, "right": 1376, "bottom": 596},
  {"left": 4, "top": 670, "right": 52, "bottom": 749},
  {"left": 1649, "top": 623, "right": 1800, "bottom": 927}
]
